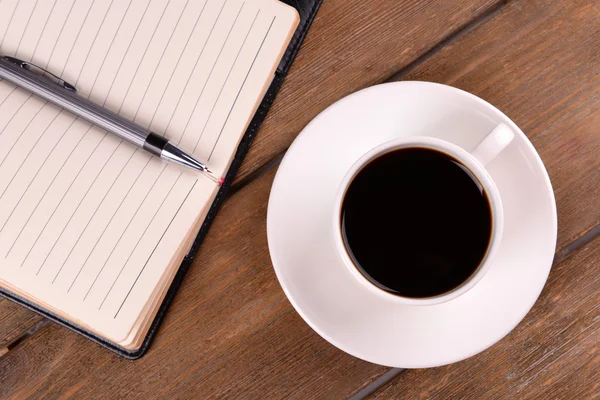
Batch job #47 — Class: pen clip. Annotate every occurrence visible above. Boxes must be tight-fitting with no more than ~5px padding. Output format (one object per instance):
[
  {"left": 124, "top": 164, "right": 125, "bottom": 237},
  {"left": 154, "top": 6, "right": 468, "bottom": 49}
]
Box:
[{"left": 1, "top": 56, "right": 78, "bottom": 93}]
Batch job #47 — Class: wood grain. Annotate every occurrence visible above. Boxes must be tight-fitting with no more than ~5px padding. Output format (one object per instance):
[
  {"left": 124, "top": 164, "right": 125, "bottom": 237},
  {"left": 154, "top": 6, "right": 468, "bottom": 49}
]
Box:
[
  {"left": 370, "top": 237, "right": 600, "bottom": 399},
  {"left": 234, "top": 0, "right": 503, "bottom": 183}
]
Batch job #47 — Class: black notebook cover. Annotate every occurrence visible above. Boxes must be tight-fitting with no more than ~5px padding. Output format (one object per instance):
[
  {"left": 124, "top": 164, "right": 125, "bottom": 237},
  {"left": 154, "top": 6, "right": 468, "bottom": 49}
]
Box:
[{"left": 0, "top": 0, "right": 322, "bottom": 359}]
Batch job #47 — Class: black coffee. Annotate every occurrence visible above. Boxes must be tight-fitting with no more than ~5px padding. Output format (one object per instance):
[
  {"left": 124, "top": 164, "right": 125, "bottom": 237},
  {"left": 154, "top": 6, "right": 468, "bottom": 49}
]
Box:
[{"left": 341, "top": 147, "right": 492, "bottom": 298}]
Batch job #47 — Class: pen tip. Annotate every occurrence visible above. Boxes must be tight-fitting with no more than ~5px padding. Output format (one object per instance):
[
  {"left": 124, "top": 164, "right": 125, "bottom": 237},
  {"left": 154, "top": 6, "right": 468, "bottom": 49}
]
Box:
[{"left": 202, "top": 170, "right": 222, "bottom": 185}]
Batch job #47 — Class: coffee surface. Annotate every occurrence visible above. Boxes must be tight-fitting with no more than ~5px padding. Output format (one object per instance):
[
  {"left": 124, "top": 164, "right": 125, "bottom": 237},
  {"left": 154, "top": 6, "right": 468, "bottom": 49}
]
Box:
[{"left": 341, "top": 147, "right": 492, "bottom": 298}]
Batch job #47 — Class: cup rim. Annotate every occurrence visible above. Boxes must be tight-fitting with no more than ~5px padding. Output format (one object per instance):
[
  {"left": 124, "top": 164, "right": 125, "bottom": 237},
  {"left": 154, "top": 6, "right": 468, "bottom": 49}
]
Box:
[{"left": 332, "top": 136, "right": 504, "bottom": 306}]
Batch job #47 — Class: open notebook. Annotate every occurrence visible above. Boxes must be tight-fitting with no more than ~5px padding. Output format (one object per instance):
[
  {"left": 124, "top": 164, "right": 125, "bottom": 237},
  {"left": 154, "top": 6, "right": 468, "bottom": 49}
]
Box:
[{"left": 0, "top": 0, "right": 299, "bottom": 353}]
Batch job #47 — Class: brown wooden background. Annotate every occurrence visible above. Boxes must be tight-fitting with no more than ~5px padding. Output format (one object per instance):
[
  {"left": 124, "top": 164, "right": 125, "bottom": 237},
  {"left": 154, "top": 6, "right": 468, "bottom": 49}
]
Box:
[{"left": 1, "top": 0, "right": 599, "bottom": 398}]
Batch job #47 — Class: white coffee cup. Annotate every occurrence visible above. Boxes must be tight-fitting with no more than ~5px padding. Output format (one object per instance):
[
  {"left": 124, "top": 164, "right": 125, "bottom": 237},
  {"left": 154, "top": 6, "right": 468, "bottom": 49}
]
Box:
[{"left": 332, "top": 124, "right": 515, "bottom": 306}]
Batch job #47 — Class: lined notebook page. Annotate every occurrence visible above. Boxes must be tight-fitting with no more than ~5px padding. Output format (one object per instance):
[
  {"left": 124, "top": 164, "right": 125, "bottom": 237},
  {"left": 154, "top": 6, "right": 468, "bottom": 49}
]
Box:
[{"left": 0, "top": 0, "right": 298, "bottom": 343}]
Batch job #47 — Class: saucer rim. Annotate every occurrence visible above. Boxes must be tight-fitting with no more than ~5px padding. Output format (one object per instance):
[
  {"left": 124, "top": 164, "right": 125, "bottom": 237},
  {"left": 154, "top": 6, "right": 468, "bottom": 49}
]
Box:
[{"left": 267, "top": 81, "right": 558, "bottom": 368}]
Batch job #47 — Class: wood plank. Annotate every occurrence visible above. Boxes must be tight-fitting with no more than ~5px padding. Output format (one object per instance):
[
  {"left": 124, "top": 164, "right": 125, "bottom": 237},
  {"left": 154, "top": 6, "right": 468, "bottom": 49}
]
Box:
[
  {"left": 0, "top": 0, "right": 501, "bottom": 383},
  {"left": 234, "top": 0, "right": 503, "bottom": 183},
  {"left": 370, "top": 237, "right": 600, "bottom": 399}
]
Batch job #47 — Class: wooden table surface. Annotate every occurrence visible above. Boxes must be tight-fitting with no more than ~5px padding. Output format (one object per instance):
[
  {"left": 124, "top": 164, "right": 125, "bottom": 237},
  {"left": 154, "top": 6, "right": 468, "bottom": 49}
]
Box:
[{"left": 1, "top": 0, "right": 599, "bottom": 398}]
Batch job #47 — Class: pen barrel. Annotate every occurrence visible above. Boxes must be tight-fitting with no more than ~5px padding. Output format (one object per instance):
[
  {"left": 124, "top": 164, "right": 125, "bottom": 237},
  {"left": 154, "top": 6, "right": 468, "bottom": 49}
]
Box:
[{"left": 0, "top": 58, "right": 150, "bottom": 148}]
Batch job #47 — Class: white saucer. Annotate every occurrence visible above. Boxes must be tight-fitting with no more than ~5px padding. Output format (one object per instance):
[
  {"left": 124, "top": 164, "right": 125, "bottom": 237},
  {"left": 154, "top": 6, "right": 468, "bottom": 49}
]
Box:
[{"left": 267, "top": 82, "right": 557, "bottom": 368}]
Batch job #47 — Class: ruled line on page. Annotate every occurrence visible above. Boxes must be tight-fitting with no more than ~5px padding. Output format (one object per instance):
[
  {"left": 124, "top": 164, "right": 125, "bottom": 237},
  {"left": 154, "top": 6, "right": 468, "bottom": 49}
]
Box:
[
  {"left": 30, "top": 0, "right": 58, "bottom": 61},
  {"left": 36, "top": 142, "right": 122, "bottom": 275},
  {"left": 10, "top": 133, "right": 108, "bottom": 261},
  {"left": 5, "top": 107, "right": 108, "bottom": 259},
  {"left": 100, "top": 172, "right": 184, "bottom": 310},
  {"left": 0, "top": 100, "right": 48, "bottom": 169},
  {"left": 16, "top": 134, "right": 115, "bottom": 264},
  {"left": 0, "top": 115, "right": 77, "bottom": 234},
  {"left": 0, "top": 1, "right": 18, "bottom": 50},
  {"left": 0, "top": 102, "right": 76, "bottom": 235},
  {"left": 83, "top": 164, "right": 169, "bottom": 301},
  {"left": 0, "top": 124, "right": 93, "bottom": 237},
  {"left": 47, "top": 149, "right": 141, "bottom": 282},
  {"left": 51, "top": 147, "right": 143, "bottom": 281},
  {"left": 0, "top": 109, "right": 63, "bottom": 201},
  {"left": 94, "top": 0, "right": 152, "bottom": 106},
  {"left": 67, "top": 156, "right": 152, "bottom": 292},
  {"left": 193, "top": 8, "right": 260, "bottom": 154},
  {"left": 0, "top": 86, "right": 18, "bottom": 108},
  {"left": 162, "top": 0, "right": 230, "bottom": 140},
  {"left": 14, "top": 0, "right": 40, "bottom": 56},
  {"left": 132, "top": 0, "right": 191, "bottom": 122},
  {"left": 208, "top": 16, "right": 276, "bottom": 161},
  {"left": 179, "top": 2, "right": 245, "bottom": 147},
  {"left": 58, "top": 0, "right": 95, "bottom": 78},
  {"left": 145, "top": 0, "right": 209, "bottom": 131},
  {"left": 22, "top": 144, "right": 116, "bottom": 264},
  {"left": 72, "top": 0, "right": 116, "bottom": 86},
  {"left": 0, "top": 117, "right": 89, "bottom": 238},
  {"left": 115, "top": 0, "right": 170, "bottom": 115},
  {"left": 0, "top": 93, "right": 33, "bottom": 138},
  {"left": 87, "top": 0, "right": 132, "bottom": 94},
  {"left": 44, "top": 1, "right": 77, "bottom": 69},
  {"left": 115, "top": 178, "right": 198, "bottom": 318}
]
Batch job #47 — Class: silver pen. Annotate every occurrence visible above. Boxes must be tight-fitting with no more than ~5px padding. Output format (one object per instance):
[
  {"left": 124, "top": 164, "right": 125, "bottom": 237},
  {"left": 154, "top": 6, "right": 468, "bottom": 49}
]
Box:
[{"left": 0, "top": 56, "right": 219, "bottom": 183}]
